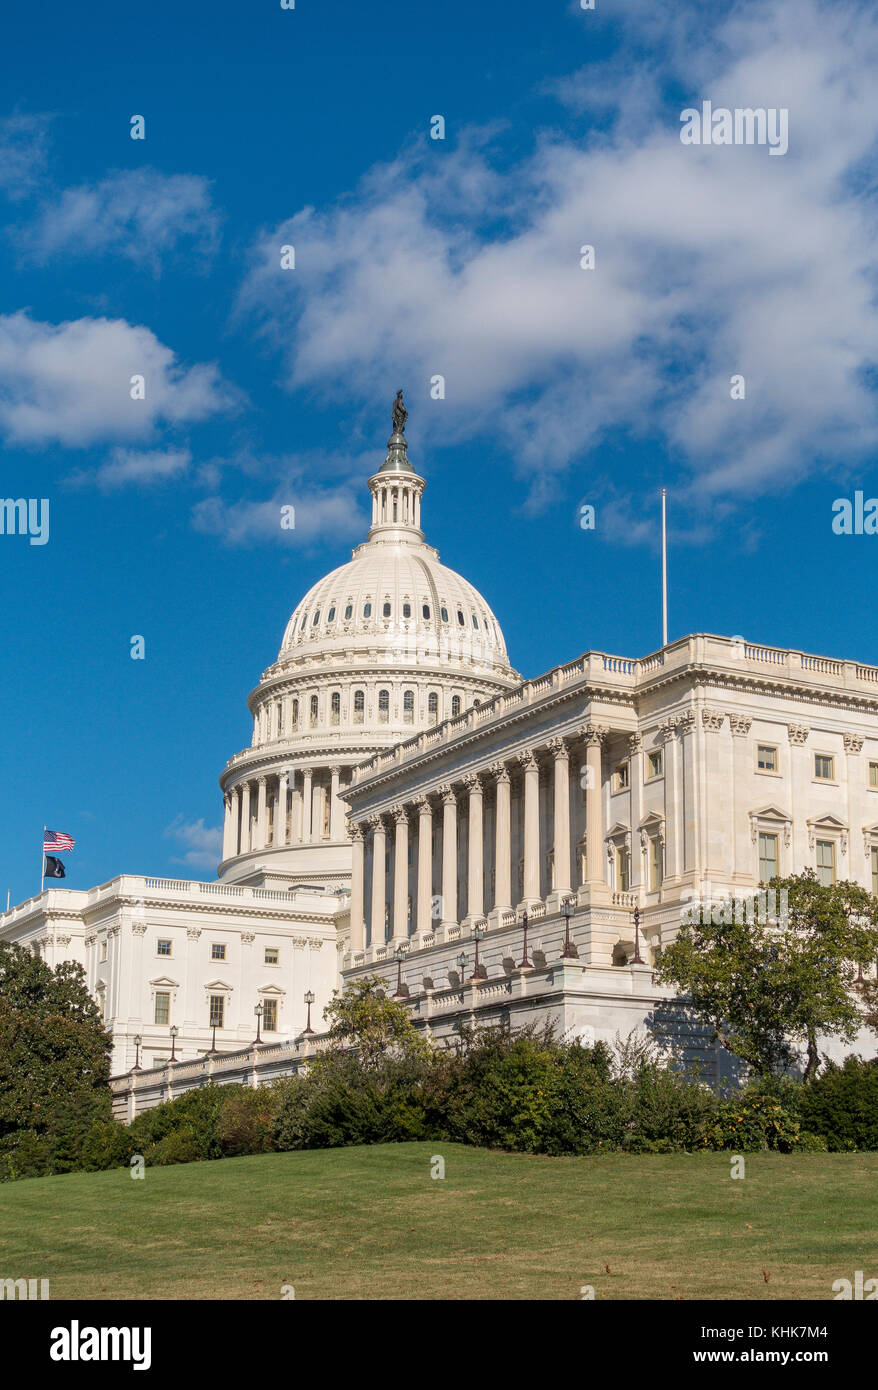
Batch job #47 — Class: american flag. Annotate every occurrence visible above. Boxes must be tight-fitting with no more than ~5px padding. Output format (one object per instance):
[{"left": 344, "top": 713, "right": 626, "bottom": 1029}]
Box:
[{"left": 43, "top": 829, "right": 75, "bottom": 853}]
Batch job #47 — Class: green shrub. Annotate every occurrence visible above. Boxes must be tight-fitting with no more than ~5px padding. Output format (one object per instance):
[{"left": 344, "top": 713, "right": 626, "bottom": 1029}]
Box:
[
  {"left": 149, "top": 1126, "right": 201, "bottom": 1166},
  {"left": 798, "top": 1057, "right": 878, "bottom": 1151},
  {"left": 698, "top": 1092, "right": 803, "bottom": 1152},
  {"left": 80, "top": 1119, "right": 133, "bottom": 1171},
  {"left": 216, "top": 1088, "right": 274, "bottom": 1157}
]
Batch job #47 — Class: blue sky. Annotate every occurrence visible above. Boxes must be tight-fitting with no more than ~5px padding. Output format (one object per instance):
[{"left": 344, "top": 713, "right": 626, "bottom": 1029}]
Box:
[{"left": 2, "top": 0, "right": 878, "bottom": 905}]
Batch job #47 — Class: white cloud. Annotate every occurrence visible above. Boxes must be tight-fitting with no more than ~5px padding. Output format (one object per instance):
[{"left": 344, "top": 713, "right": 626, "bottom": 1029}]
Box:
[
  {"left": 0, "top": 312, "right": 237, "bottom": 447},
  {"left": 164, "top": 815, "right": 222, "bottom": 871},
  {"left": 69, "top": 446, "right": 193, "bottom": 491},
  {"left": 237, "top": 0, "right": 878, "bottom": 513},
  {"left": 19, "top": 167, "right": 220, "bottom": 270},
  {"left": 0, "top": 112, "right": 51, "bottom": 201}
]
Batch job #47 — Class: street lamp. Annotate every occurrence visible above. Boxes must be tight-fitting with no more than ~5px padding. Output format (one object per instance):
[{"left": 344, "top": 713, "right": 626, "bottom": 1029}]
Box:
[
  {"left": 169, "top": 1025, "right": 179, "bottom": 1062},
  {"left": 456, "top": 950, "right": 467, "bottom": 985},
  {"left": 471, "top": 922, "right": 487, "bottom": 979},
  {"left": 303, "top": 990, "right": 315, "bottom": 1035},
  {"left": 132, "top": 1034, "right": 142, "bottom": 1071},
  {"left": 517, "top": 909, "right": 533, "bottom": 969},
  {"left": 630, "top": 905, "right": 645, "bottom": 966},
  {"left": 393, "top": 944, "right": 407, "bottom": 998},
  {"left": 207, "top": 1021, "right": 218, "bottom": 1054},
  {"left": 254, "top": 1000, "right": 264, "bottom": 1043},
  {"left": 560, "top": 897, "right": 579, "bottom": 960}
]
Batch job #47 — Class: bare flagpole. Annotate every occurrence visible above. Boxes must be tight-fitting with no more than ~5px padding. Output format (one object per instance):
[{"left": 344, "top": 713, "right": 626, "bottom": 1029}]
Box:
[{"left": 661, "top": 489, "right": 668, "bottom": 648}]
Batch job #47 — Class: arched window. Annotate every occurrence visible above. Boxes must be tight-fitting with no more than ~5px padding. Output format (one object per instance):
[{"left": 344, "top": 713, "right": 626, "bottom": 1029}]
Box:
[
  {"left": 300, "top": 614, "right": 308, "bottom": 630},
  {"left": 440, "top": 606, "right": 449, "bottom": 623},
  {"left": 327, "top": 606, "right": 336, "bottom": 623},
  {"left": 451, "top": 695, "right": 461, "bottom": 717},
  {"left": 422, "top": 604, "right": 430, "bottom": 620},
  {"left": 292, "top": 698, "right": 299, "bottom": 728},
  {"left": 312, "top": 611, "right": 320, "bottom": 625},
  {"left": 331, "top": 692, "right": 340, "bottom": 725},
  {"left": 472, "top": 614, "right": 479, "bottom": 629},
  {"left": 403, "top": 690, "right": 414, "bottom": 723},
  {"left": 402, "top": 602, "right": 412, "bottom": 619},
  {"left": 310, "top": 695, "right": 318, "bottom": 727},
  {"left": 353, "top": 690, "right": 365, "bottom": 724},
  {"left": 378, "top": 689, "right": 390, "bottom": 723},
  {"left": 383, "top": 601, "right": 392, "bottom": 618},
  {"left": 276, "top": 701, "right": 284, "bottom": 736},
  {"left": 457, "top": 610, "right": 465, "bottom": 626},
  {"left": 428, "top": 691, "right": 439, "bottom": 722},
  {"left": 363, "top": 602, "right": 372, "bottom": 618},
  {"left": 344, "top": 603, "right": 353, "bottom": 620}
]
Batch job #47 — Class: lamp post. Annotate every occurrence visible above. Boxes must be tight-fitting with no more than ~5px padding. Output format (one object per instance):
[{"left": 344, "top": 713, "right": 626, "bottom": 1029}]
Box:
[
  {"left": 169, "top": 1025, "right": 179, "bottom": 1062},
  {"left": 517, "top": 909, "right": 533, "bottom": 969},
  {"left": 471, "top": 922, "right": 487, "bottom": 979},
  {"left": 630, "top": 905, "right": 645, "bottom": 966},
  {"left": 456, "top": 950, "right": 467, "bottom": 986},
  {"left": 132, "top": 1034, "right": 142, "bottom": 1071},
  {"left": 254, "top": 1001, "right": 264, "bottom": 1043},
  {"left": 207, "top": 1022, "right": 218, "bottom": 1055},
  {"left": 393, "top": 944, "right": 407, "bottom": 998},
  {"left": 303, "top": 990, "right": 315, "bottom": 1035},
  {"left": 560, "top": 896, "right": 578, "bottom": 960}
]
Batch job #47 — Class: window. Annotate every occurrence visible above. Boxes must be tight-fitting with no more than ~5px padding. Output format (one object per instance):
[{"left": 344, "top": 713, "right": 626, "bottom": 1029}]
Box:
[
  {"left": 646, "top": 750, "right": 663, "bottom": 779},
  {"left": 211, "top": 943, "right": 226, "bottom": 961},
  {"left": 262, "top": 999, "right": 278, "bottom": 1032},
  {"left": 277, "top": 701, "right": 284, "bottom": 736},
  {"left": 363, "top": 602, "right": 372, "bottom": 618},
  {"left": 378, "top": 689, "right": 390, "bottom": 723},
  {"left": 157, "top": 939, "right": 172, "bottom": 957},
  {"left": 649, "top": 839, "right": 663, "bottom": 891},
  {"left": 154, "top": 991, "right": 170, "bottom": 1026},
  {"left": 757, "top": 745, "right": 778, "bottom": 772},
  {"left": 327, "top": 606, "right": 336, "bottom": 622},
  {"left": 814, "top": 754, "right": 835, "bottom": 781},
  {"left": 353, "top": 689, "right": 365, "bottom": 724},
  {"left": 403, "top": 690, "right": 414, "bottom": 723},
  {"left": 613, "top": 761, "right": 629, "bottom": 791},
  {"left": 872, "top": 846, "right": 878, "bottom": 896},
  {"left": 816, "top": 839, "right": 836, "bottom": 886},
  {"left": 428, "top": 692, "right": 439, "bottom": 722},
  {"left": 870, "top": 762, "right": 878, "bottom": 789},
  {"left": 472, "top": 614, "right": 479, "bottom": 629},
  {"left": 451, "top": 695, "right": 461, "bottom": 718},
  {"left": 344, "top": 603, "right": 353, "bottom": 620},
  {"left": 758, "top": 832, "right": 778, "bottom": 884},
  {"left": 265, "top": 947, "right": 279, "bottom": 966},
  {"left": 440, "top": 606, "right": 449, "bottom": 623},
  {"left": 310, "top": 695, "right": 318, "bottom": 727},
  {"left": 300, "top": 614, "right": 308, "bottom": 630},
  {"left": 331, "top": 691, "right": 340, "bottom": 725},
  {"left": 422, "top": 604, "right": 430, "bottom": 620},
  {"left": 209, "top": 995, "right": 225, "bottom": 1028},
  {"left": 383, "top": 601, "right": 392, "bottom": 618},
  {"left": 616, "top": 847, "right": 630, "bottom": 891},
  {"left": 457, "top": 609, "right": 465, "bottom": 626},
  {"left": 312, "top": 610, "right": 320, "bottom": 626},
  {"left": 402, "top": 602, "right": 412, "bottom": 618},
  {"left": 292, "top": 698, "right": 299, "bottom": 728}
]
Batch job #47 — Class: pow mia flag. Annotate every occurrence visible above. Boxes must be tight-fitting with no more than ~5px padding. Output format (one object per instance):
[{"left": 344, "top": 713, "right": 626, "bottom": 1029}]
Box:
[{"left": 44, "top": 855, "right": 66, "bottom": 879}]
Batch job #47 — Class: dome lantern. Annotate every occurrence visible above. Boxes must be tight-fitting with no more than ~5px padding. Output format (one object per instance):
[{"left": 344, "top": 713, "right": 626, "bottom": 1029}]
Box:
[{"left": 367, "top": 390, "right": 426, "bottom": 541}]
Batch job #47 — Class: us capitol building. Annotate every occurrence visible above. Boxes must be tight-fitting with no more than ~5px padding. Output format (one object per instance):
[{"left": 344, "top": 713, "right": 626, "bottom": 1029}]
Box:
[{"left": 2, "top": 395, "right": 877, "bottom": 1106}]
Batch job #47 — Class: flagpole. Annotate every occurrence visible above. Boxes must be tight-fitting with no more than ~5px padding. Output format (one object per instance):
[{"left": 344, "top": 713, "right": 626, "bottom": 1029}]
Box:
[
  {"left": 661, "top": 488, "right": 668, "bottom": 648},
  {"left": 41, "top": 825, "right": 46, "bottom": 895}
]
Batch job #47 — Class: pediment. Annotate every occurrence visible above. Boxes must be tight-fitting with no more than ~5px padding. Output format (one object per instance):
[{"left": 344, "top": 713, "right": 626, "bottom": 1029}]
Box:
[
  {"left": 806, "top": 814, "right": 847, "bottom": 831},
  {"left": 257, "top": 984, "right": 286, "bottom": 997},
  {"left": 606, "top": 821, "right": 630, "bottom": 840},
  {"left": 149, "top": 976, "right": 180, "bottom": 988},
  {"left": 203, "top": 978, "right": 233, "bottom": 991},
  {"left": 751, "top": 804, "right": 791, "bottom": 823}
]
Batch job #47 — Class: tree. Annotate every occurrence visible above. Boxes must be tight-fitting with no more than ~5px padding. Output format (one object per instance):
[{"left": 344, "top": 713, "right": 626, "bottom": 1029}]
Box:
[
  {"left": 655, "top": 872, "right": 878, "bottom": 1082},
  {"left": 0, "top": 942, "right": 113, "bottom": 1177},
  {"left": 321, "top": 975, "right": 430, "bottom": 1069}
]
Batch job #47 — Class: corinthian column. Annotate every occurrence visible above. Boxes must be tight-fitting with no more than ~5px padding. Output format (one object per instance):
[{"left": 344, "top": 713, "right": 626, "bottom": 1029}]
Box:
[
  {"left": 583, "top": 726, "right": 607, "bottom": 891},
  {"left": 348, "top": 823, "right": 365, "bottom": 953},
  {"left": 463, "top": 773, "right": 484, "bottom": 925},
  {"left": 490, "top": 764, "right": 512, "bottom": 923},
  {"left": 221, "top": 792, "right": 233, "bottom": 861},
  {"left": 240, "top": 781, "right": 251, "bottom": 854},
  {"left": 548, "top": 738, "right": 571, "bottom": 906},
  {"left": 440, "top": 785, "right": 458, "bottom": 929},
  {"left": 256, "top": 776, "right": 268, "bottom": 850},
  {"left": 330, "top": 766, "right": 342, "bottom": 840},
  {"left": 229, "top": 786, "right": 241, "bottom": 858},
  {"left": 276, "top": 770, "right": 288, "bottom": 848},
  {"left": 392, "top": 808, "right": 410, "bottom": 942},
  {"left": 519, "top": 750, "right": 541, "bottom": 909},
  {"left": 369, "top": 816, "right": 387, "bottom": 947},
  {"left": 416, "top": 797, "right": 433, "bottom": 934},
  {"left": 301, "top": 768, "right": 313, "bottom": 844}
]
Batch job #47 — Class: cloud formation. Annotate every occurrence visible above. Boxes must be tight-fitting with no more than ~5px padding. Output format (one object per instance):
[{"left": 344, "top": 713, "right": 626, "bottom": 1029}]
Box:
[
  {"left": 0, "top": 112, "right": 51, "bottom": 201},
  {"left": 164, "top": 815, "right": 222, "bottom": 871}
]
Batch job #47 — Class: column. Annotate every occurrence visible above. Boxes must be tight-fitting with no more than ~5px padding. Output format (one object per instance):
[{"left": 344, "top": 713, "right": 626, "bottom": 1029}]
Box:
[
  {"left": 491, "top": 764, "right": 512, "bottom": 918},
  {"left": 348, "top": 823, "right": 365, "bottom": 953},
  {"left": 549, "top": 738, "right": 571, "bottom": 903},
  {"left": 584, "top": 726, "right": 606, "bottom": 889},
  {"left": 392, "top": 808, "right": 409, "bottom": 942},
  {"left": 519, "top": 751, "right": 541, "bottom": 907},
  {"left": 330, "top": 766, "right": 342, "bottom": 840},
  {"left": 276, "top": 770, "right": 288, "bottom": 848},
  {"left": 301, "top": 768, "right": 313, "bottom": 843},
  {"left": 662, "top": 719, "right": 681, "bottom": 882},
  {"left": 370, "top": 816, "right": 387, "bottom": 946},
  {"left": 627, "top": 733, "right": 642, "bottom": 890},
  {"left": 222, "top": 792, "right": 233, "bottom": 861},
  {"left": 440, "top": 785, "right": 458, "bottom": 929},
  {"left": 291, "top": 770, "right": 302, "bottom": 844},
  {"left": 463, "top": 773, "right": 484, "bottom": 925},
  {"left": 240, "top": 781, "right": 251, "bottom": 854},
  {"left": 256, "top": 776, "right": 268, "bottom": 850},
  {"left": 416, "top": 797, "right": 433, "bottom": 934}
]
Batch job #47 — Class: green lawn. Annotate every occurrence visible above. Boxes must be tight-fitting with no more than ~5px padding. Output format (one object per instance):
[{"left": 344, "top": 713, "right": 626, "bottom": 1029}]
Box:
[{"left": 1, "top": 1143, "right": 875, "bottom": 1300}]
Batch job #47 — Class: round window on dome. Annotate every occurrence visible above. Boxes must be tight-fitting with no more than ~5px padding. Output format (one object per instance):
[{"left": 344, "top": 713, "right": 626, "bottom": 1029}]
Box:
[
  {"left": 312, "top": 611, "right": 321, "bottom": 625},
  {"left": 344, "top": 604, "right": 353, "bottom": 620},
  {"left": 402, "top": 602, "right": 411, "bottom": 619},
  {"left": 363, "top": 602, "right": 372, "bottom": 618},
  {"left": 457, "top": 610, "right": 465, "bottom": 626},
  {"left": 300, "top": 615, "right": 308, "bottom": 630},
  {"left": 383, "top": 602, "right": 392, "bottom": 618},
  {"left": 422, "top": 604, "right": 430, "bottom": 620},
  {"left": 472, "top": 614, "right": 479, "bottom": 629},
  {"left": 327, "top": 606, "right": 336, "bottom": 622},
  {"left": 440, "top": 606, "right": 449, "bottom": 623}
]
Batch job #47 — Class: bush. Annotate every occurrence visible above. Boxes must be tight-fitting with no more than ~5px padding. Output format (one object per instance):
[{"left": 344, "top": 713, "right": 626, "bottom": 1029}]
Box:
[
  {"left": 80, "top": 1119, "right": 133, "bottom": 1171},
  {"left": 798, "top": 1057, "right": 878, "bottom": 1151},
  {"left": 698, "top": 1091, "right": 804, "bottom": 1152},
  {"left": 216, "top": 1088, "right": 274, "bottom": 1157}
]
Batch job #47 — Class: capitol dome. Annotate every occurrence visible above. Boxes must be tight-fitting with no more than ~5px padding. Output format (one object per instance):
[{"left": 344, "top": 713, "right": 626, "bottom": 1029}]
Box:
[{"left": 217, "top": 394, "right": 520, "bottom": 888}]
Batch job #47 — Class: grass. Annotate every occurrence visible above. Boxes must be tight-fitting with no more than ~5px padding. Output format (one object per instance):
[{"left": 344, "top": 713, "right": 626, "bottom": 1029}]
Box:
[{"left": 1, "top": 1143, "right": 876, "bottom": 1300}]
